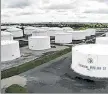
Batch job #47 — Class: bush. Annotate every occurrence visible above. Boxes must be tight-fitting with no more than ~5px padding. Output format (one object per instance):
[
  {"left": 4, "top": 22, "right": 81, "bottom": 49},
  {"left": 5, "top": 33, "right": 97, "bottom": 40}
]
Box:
[{"left": 5, "top": 84, "right": 27, "bottom": 93}]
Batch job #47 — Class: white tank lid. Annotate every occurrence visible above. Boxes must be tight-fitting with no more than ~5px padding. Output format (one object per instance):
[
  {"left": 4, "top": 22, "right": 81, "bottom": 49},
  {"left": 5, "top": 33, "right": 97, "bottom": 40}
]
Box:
[
  {"left": 96, "top": 37, "right": 108, "bottom": 40},
  {"left": 1, "top": 40, "right": 18, "bottom": 45},
  {"left": 41, "top": 27, "right": 49, "bottom": 29},
  {"left": 62, "top": 27, "right": 73, "bottom": 30},
  {"left": 73, "top": 44, "right": 108, "bottom": 55},
  {"left": 86, "top": 28, "right": 96, "bottom": 31},
  {"left": 33, "top": 28, "right": 46, "bottom": 32},
  {"left": 30, "top": 36, "right": 49, "bottom": 38},
  {"left": 25, "top": 26, "right": 36, "bottom": 30},
  {"left": 1, "top": 26, "right": 7, "bottom": 29},
  {"left": 72, "top": 30, "right": 84, "bottom": 32},
  {"left": 49, "top": 27, "right": 63, "bottom": 31},
  {"left": 7, "top": 27, "right": 21, "bottom": 32},
  {"left": 55, "top": 32, "right": 72, "bottom": 35},
  {"left": 1, "top": 31, "right": 13, "bottom": 36}
]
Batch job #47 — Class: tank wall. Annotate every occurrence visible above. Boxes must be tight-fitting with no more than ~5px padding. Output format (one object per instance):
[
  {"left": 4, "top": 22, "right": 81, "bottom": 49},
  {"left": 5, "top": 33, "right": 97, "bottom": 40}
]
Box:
[
  {"left": 71, "top": 47, "right": 108, "bottom": 78},
  {"left": 72, "top": 32, "right": 86, "bottom": 40},
  {"left": 47, "top": 30, "right": 64, "bottom": 37},
  {"left": 1, "top": 41, "right": 20, "bottom": 62},
  {"left": 55, "top": 34, "right": 72, "bottom": 43},
  {"left": 47, "top": 30, "right": 57, "bottom": 36},
  {"left": 96, "top": 55, "right": 108, "bottom": 77},
  {"left": 12, "top": 31, "right": 23, "bottom": 37},
  {"left": 106, "top": 32, "right": 108, "bottom": 37},
  {"left": 96, "top": 38, "right": 108, "bottom": 44},
  {"left": 25, "top": 30, "right": 35, "bottom": 35},
  {"left": 28, "top": 37, "right": 50, "bottom": 50},
  {"left": 72, "top": 49, "right": 88, "bottom": 75},
  {"left": 1, "top": 35, "right": 13, "bottom": 40},
  {"left": 32, "top": 32, "right": 47, "bottom": 36},
  {"left": 86, "top": 29, "right": 96, "bottom": 36}
]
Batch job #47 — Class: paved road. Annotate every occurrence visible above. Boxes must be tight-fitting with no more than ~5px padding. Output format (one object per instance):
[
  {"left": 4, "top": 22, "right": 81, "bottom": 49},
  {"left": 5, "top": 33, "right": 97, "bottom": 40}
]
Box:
[{"left": 20, "top": 52, "right": 108, "bottom": 93}]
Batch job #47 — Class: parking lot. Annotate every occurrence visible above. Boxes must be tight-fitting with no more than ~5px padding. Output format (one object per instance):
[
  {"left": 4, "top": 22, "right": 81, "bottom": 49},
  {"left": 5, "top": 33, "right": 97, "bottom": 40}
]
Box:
[{"left": 20, "top": 52, "right": 108, "bottom": 93}]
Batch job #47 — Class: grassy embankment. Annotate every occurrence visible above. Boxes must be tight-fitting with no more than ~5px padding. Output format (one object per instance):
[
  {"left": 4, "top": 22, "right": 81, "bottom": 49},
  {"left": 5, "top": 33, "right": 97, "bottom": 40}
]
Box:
[
  {"left": 5, "top": 84, "right": 28, "bottom": 93},
  {"left": 1, "top": 47, "right": 71, "bottom": 79}
]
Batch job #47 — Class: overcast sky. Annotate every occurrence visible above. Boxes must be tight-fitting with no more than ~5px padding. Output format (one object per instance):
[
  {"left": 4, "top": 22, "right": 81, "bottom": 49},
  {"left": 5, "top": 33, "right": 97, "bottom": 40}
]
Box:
[{"left": 1, "top": 0, "right": 108, "bottom": 23}]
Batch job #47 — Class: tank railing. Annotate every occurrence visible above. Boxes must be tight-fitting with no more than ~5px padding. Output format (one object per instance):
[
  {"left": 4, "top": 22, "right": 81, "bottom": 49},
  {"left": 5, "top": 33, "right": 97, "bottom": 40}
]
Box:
[{"left": 73, "top": 31, "right": 108, "bottom": 46}]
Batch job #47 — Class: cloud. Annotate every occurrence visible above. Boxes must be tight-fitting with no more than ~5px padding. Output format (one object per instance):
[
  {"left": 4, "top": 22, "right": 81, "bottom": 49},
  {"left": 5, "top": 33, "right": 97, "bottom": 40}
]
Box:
[
  {"left": 97, "top": 0, "right": 108, "bottom": 4},
  {"left": 84, "top": 9, "right": 108, "bottom": 14},
  {"left": 1, "top": 0, "right": 108, "bottom": 23},
  {"left": 1, "top": 0, "right": 31, "bottom": 9},
  {"left": 44, "top": 4, "right": 72, "bottom": 10},
  {"left": 16, "top": 9, "right": 46, "bottom": 16},
  {"left": 7, "top": 0, "right": 30, "bottom": 8},
  {"left": 40, "top": 0, "right": 74, "bottom": 10},
  {"left": 1, "top": 14, "right": 10, "bottom": 17},
  {"left": 17, "top": 12, "right": 34, "bottom": 16}
]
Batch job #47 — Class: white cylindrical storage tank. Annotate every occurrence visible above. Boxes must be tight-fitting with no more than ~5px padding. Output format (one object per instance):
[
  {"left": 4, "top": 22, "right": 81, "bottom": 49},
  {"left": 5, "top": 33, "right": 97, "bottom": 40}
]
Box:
[
  {"left": 85, "top": 28, "right": 96, "bottom": 36},
  {"left": 1, "top": 31, "right": 13, "bottom": 40},
  {"left": 1, "top": 40, "right": 20, "bottom": 62},
  {"left": 71, "top": 44, "right": 108, "bottom": 79},
  {"left": 24, "top": 27, "right": 36, "bottom": 35},
  {"left": 28, "top": 36, "right": 50, "bottom": 50},
  {"left": 106, "top": 32, "right": 108, "bottom": 37},
  {"left": 7, "top": 27, "right": 23, "bottom": 38},
  {"left": 62, "top": 27, "right": 73, "bottom": 33},
  {"left": 32, "top": 28, "right": 47, "bottom": 36},
  {"left": 72, "top": 30, "right": 87, "bottom": 40},
  {"left": 55, "top": 33, "right": 72, "bottom": 43},
  {"left": 47, "top": 27, "right": 63, "bottom": 37},
  {"left": 41, "top": 27, "right": 49, "bottom": 30},
  {"left": 96, "top": 37, "right": 108, "bottom": 44},
  {"left": 47, "top": 28, "right": 55, "bottom": 36},
  {"left": 1, "top": 26, "right": 7, "bottom": 30}
]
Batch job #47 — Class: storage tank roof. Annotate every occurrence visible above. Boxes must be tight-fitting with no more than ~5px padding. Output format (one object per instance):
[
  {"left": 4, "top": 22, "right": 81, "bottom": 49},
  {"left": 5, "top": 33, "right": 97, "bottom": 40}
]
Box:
[
  {"left": 25, "top": 26, "right": 36, "bottom": 30},
  {"left": 49, "top": 27, "right": 63, "bottom": 31},
  {"left": 35, "top": 28, "right": 46, "bottom": 32},
  {"left": 41, "top": 27, "right": 49, "bottom": 29},
  {"left": 7, "top": 27, "right": 21, "bottom": 32},
  {"left": 85, "top": 28, "right": 96, "bottom": 32},
  {"left": 1, "top": 26, "right": 7, "bottom": 29},
  {"left": 1, "top": 40, "right": 17, "bottom": 45},
  {"left": 86, "top": 28, "right": 95, "bottom": 30},
  {"left": 72, "top": 30, "right": 85, "bottom": 32},
  {"left": 1, "top": 31, "right": 13, "bottom": 36},
  {"left": 30, "top": 36, "right": 49, "bottom": 38},
  {"left": 55, "top": 32, "right": 72, "bottom": 35},
  {"left": 63, "top": 27, "right": 73, "bottom": 30},
  {"left": 96, "top": 37, "right": 108, "bottom": 40},
  {"left": 73, "top": 44, "right": 108, "bottom": 55}
]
